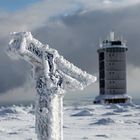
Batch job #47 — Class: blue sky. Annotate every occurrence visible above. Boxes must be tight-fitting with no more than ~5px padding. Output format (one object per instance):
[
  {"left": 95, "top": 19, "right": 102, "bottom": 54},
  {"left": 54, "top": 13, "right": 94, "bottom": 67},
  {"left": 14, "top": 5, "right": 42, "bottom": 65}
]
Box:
[{"left": 0, "top": 0, "right": 39, "bottom": 11}]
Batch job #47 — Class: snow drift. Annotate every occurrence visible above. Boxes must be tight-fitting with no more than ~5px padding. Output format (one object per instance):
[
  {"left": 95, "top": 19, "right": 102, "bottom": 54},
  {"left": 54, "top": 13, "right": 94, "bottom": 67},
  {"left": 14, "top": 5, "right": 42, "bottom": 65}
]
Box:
[
  {"left": 0, "top": 103, "right": 140, "bottom": 140},
  {"left": 71, "top": 109, "right": 93, "bottom": 117}
]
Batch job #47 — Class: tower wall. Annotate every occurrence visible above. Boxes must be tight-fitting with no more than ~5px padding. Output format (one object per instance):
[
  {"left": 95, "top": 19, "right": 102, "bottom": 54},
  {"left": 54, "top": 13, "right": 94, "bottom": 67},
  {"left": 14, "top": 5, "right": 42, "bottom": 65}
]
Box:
[{"left": 98, "top": 47, "right": 127, "bottom": 95}]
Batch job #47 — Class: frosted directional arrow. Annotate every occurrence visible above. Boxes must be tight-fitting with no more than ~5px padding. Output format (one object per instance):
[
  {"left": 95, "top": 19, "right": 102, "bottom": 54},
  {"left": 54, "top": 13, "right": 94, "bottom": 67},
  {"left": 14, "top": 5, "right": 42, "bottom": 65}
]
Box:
[{"left": 8, "top": 32, "right": 96, "bottom": 140}]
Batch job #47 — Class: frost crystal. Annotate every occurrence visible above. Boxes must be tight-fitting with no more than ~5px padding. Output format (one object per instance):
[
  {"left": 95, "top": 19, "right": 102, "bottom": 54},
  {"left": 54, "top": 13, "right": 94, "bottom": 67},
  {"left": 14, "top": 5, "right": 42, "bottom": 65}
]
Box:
[{"left": 8, "top": 32, "right": 96, "bottom": 140}]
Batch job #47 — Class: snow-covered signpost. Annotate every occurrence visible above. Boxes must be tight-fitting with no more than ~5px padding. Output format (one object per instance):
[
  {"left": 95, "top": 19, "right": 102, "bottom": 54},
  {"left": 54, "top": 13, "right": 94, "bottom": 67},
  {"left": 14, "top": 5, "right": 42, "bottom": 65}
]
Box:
[{"left": 7, "top": 32, "right": 96, "bottom": 140}]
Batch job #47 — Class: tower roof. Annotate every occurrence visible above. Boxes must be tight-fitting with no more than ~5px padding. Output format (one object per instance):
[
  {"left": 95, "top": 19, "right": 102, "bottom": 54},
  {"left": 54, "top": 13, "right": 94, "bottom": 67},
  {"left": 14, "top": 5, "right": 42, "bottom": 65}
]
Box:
[{"left": 100, "top": 32, "right": 127, "bottom": 48}]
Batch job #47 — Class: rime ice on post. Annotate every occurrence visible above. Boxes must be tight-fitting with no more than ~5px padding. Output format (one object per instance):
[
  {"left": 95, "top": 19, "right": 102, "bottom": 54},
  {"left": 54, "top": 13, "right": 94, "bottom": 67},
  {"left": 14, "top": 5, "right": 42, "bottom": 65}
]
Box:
[{"left": 7, "top": 32, "right": 96, "bottom": 140}]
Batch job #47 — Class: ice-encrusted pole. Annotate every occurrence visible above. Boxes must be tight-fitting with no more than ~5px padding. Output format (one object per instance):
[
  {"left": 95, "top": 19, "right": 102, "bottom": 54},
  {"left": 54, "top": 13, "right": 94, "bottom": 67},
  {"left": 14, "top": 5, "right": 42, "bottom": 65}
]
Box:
[{"left": 7, "top": 32, "right": 96, "bottom": 140}]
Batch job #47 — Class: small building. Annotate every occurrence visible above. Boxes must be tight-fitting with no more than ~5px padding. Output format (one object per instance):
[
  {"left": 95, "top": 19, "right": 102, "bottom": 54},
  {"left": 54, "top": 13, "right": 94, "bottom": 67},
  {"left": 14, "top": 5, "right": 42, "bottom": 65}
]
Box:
[{"left": 94, "top": 32, "right": 131, "bottom": 104}]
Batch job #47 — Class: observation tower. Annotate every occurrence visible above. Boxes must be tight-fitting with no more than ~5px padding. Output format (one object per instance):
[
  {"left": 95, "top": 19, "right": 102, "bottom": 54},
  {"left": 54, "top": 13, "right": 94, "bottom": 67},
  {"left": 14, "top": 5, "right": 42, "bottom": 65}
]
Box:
[{"left": 94, "top": 32, "right": 131, "bottom": 104}]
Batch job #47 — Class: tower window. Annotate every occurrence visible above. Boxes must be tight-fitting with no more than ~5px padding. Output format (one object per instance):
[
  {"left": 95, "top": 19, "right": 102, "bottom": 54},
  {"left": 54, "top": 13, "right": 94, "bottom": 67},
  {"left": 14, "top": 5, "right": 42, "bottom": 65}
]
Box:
[
  {"left": 100, "top": 80, "right": 105, "bottom": 89},
  {"left": 100, "top": 71, "right": 105, "bottom": 79},
  {"left": 111, "top": 41, "right": 122, "bottom": 45},
  {"left": 99, "top": 61, "right": 104, "bottom": 70},
  {"left": 99, "top": 52, "right": 104, "bottom": 60}
]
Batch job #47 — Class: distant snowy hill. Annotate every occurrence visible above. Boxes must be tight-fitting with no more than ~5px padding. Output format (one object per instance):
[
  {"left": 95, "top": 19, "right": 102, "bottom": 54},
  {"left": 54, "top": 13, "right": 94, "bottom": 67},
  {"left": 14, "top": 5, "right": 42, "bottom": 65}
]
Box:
[{"left": 0, "top": 103, "right": 140, "bottom": 140}]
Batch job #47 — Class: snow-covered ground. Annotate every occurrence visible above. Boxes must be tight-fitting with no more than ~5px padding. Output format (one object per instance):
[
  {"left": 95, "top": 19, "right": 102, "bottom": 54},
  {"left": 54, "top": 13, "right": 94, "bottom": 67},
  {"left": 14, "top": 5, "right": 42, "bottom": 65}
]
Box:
[{"left": 0, "top": 102, "right": 140, "bottom": 140}]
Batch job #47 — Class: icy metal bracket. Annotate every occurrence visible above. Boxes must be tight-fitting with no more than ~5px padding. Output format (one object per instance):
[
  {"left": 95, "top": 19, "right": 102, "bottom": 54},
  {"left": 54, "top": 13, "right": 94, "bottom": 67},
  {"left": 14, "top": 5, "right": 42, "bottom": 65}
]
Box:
[{"left": 8, "top": 32, "right": 96, "bottom": 140}]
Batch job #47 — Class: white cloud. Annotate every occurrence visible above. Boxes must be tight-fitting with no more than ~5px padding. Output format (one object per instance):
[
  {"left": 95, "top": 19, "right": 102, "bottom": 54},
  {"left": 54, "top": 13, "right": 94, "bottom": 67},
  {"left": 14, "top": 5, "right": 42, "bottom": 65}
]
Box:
[
  {"left": 127, "top": 65, "right": 140, "bottom": 98},
  {"left": 75, "top": 0, "right": 140, "bottom": 12},
  {"left": 0, "top": 81, "right": 36, "bottom": 104},
  {"left": 1, "top": 64, "right": 139, "bottom": 103},
  {"left": 0, "top": 0, "right": 140, "bottom": 103},
  {"left": 0, "top": 0, "right": 140, "bottom": 39},
  {"left": 0, "top": 0, "right": 82, "bottom": 38}
]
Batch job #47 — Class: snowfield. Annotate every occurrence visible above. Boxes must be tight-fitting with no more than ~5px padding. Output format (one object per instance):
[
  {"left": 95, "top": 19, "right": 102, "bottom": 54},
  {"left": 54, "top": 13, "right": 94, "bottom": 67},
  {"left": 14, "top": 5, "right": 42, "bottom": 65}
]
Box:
[{"left": 0, "top": 103, "right": 140, "bottom": 140}]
